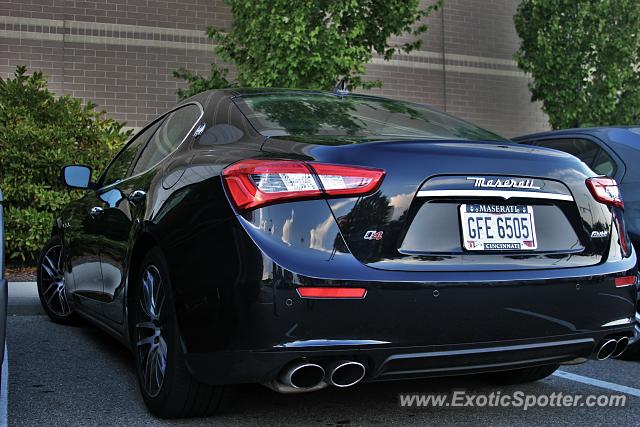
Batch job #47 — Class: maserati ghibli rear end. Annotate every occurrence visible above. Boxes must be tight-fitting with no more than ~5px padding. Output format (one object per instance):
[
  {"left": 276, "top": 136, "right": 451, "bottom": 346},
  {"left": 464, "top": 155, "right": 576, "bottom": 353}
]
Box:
[{"left": 38, "top": 90, "right": 637, "bottom": 418}]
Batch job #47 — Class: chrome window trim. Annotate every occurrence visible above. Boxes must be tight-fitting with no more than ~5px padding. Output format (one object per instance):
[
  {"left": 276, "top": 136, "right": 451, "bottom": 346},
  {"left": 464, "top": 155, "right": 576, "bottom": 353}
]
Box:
[{"left": 416, "top": 189, "right": 574, "bottom": 201}]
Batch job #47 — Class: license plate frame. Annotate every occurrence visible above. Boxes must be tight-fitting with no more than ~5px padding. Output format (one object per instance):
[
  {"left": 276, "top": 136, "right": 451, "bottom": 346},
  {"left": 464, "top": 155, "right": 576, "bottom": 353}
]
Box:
[{"left": 460, "top": 204, "right": 538, "bottom": 251}]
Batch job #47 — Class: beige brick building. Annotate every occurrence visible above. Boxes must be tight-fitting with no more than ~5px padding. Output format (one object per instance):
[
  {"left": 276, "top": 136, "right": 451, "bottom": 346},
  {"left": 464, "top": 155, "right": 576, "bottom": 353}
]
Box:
[{"left": 0, "top": 0, "right": 549, "bottom": 137}]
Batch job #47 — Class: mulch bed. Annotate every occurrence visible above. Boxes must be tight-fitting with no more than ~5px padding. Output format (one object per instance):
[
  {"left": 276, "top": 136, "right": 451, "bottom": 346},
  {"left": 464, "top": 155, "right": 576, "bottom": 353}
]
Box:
[{"left": 5, "top": 266, "right": 37, "bottom": 282}]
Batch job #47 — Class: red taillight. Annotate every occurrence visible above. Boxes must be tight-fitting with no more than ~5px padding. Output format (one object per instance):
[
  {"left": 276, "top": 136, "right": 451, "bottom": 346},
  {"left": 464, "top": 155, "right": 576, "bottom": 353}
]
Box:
[
  {"left": 614, "top": 276, "right": 637, "bottom": 287},
  {"left": 222, "top": 159, "right": 385, "bottom": 212},
  {"left": 297, "top": 287, "right": 367, "bottom": 299},
  {"left": 309, "top": 163, "right": 385, "bottom": 197},
  {"left": 586, "top": 177, "right": 624, "bottom": 210}
]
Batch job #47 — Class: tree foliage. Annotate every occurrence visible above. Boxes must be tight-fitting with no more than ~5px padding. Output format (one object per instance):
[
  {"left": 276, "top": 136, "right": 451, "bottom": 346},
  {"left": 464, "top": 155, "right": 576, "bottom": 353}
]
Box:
[
  {"left": 0, "top": 66, "right": 131, "bottom": 262},
  {"left": 514, "top": 0, "right": 640, "bottom": 129},
  {"left": 175, "top": 0, "right": 441, "bottom": 98},
  {"left": 172, "top": 64, "right": 235, "bottom": 100}
]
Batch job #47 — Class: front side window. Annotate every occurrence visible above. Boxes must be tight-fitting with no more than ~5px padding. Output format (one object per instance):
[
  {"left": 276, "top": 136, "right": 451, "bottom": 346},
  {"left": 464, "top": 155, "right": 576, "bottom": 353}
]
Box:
[
  {"left": 234, "top": 93, "right": 506, "bottom": 141},
  {"left": 132, "top": 104, "right": 201, "bottom": 175},
  {"left": 100, "top": 120, "right": 163, "bottom": 188}
]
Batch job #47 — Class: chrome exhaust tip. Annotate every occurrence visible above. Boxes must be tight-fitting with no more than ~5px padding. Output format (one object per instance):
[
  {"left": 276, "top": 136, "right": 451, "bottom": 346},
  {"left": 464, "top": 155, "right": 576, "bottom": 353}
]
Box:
[
  {"left": 327, "top": 361, "right": 366, "bottom": 388},
  {"left": 282, "top": 362, "right": 326, "bottom": 389},
  {"left": 596, "top": 339, "right": 618, "bottom": 360},
  {"left": 264, "top": 362, "right": 327, "bottom": 394},
  {"left": 611, "top": 336, "right": 630, "bottom": 358}
]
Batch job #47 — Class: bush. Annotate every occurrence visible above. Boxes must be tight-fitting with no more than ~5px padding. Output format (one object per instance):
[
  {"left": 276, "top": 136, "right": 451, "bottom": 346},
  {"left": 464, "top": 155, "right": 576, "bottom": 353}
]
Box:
[{"left": 0, "top": 66, "right": 132, "bottom": 263}]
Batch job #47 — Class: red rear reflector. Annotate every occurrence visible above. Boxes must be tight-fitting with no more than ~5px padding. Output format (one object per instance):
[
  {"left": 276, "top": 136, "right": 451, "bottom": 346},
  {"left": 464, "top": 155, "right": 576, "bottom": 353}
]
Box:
[
  {"left": 614, "top": 276, "right": 637, "bottom": 287},
  {"left": 586, "top": 177, "right": 624, "bottom": 210},
  {"left": 297, "top": 287, "right": 367, "bottom": 299},
  {"left": 222, "top": 159, "right": 385, "bottom": 213}
]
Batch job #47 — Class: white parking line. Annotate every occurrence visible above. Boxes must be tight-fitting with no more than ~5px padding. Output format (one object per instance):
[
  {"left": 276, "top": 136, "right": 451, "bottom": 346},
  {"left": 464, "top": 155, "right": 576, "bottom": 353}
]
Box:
[{"left": 554, "top": 370, "right": 640, "bottom": 398}]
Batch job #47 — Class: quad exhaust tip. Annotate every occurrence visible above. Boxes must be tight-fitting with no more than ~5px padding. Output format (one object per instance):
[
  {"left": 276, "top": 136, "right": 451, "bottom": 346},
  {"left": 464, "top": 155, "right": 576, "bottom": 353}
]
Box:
[
  {"left": 282, "top": 362, "right": 326, "bottom": 389},
  {"left": 327, "top": 361, "right": 366, "bottom": 388},
  {"left": 596, "top": 338, "right": 619, "bottom": 360},
  {"left": 611, "top": 336, "right": 630, "bottom": 359},
  {"left": 268, "top": 359, "right": 366, "bottom": 393}
]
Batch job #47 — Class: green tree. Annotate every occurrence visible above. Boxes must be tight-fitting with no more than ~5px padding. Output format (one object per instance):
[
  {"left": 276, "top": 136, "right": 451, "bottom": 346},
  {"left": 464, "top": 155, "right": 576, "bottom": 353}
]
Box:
[
  {"left": 173, "top": 64, "right": 234, "bottom": 100},
  {"left": 514, "top": 0, "right": 640, "bottom": 129},
  {"left": 0, "top": 66, "right": 131, "bottom": 262},
  {"left": 175, "top": 0, "right": 441, "bottom": 98}
]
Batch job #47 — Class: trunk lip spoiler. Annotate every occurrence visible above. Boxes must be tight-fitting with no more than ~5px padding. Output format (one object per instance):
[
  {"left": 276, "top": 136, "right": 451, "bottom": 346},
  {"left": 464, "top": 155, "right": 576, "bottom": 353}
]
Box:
[{"left": 416, "top": 189, "right": 574, "bottom": 201}]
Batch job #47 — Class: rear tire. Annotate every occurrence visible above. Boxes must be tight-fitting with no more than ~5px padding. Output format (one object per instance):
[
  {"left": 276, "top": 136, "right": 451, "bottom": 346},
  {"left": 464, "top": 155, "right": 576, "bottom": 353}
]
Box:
[
  {"left": 488, "top": 364, "right": 559, "bottom": 385},
  {"left": 37, "top": 235, "right": 80, "bottom": 325},
  {"left": 132, "top": 247, "right": 233, "bottom": 418}
]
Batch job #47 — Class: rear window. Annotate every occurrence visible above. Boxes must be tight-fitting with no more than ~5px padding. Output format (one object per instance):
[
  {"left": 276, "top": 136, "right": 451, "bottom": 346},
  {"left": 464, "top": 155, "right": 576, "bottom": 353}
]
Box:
[{"left": 234, "top": 93, "right": 506, "bottom": 141}]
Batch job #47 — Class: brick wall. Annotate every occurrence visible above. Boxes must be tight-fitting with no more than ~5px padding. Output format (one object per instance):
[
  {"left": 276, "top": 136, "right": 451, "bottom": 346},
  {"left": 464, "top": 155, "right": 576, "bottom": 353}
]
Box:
[{"left": 0, "top": 0, "right": 549, "bottom": 137}]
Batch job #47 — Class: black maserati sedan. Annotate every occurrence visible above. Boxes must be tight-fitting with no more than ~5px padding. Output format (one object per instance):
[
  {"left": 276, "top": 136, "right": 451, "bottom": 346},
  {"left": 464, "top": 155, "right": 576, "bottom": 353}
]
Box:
[{"left": 37, "top": 89, "right": 637, "bottom": 418}]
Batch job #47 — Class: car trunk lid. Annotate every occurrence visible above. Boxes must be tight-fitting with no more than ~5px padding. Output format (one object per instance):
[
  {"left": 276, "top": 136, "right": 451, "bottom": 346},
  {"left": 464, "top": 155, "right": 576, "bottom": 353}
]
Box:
[{"left": 262, "top": 137, "right": 614, "bottom": 271}]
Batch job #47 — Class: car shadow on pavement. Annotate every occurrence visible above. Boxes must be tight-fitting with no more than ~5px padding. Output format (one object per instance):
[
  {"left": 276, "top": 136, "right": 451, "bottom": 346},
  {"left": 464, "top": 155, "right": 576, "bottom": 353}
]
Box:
[{"left": 10, "top": 315, "right": 638, "bottom": 426}]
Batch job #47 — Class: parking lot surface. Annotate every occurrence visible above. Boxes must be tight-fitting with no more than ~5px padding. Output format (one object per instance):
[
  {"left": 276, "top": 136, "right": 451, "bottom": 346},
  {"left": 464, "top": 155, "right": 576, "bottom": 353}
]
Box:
[{"left": 7, "top": 282, "right": 640, "bottom": 426}]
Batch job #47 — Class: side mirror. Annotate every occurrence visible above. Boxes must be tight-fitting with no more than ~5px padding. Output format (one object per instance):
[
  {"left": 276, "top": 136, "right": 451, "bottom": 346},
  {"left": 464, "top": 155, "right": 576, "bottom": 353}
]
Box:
[{"left": 62, "top": 165, "right": 92, "bottom": 189}]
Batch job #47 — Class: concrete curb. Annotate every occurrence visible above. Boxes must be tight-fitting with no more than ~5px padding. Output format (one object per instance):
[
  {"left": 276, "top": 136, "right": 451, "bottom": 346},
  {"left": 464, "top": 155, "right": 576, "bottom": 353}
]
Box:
[{"left": 8, "top": 282, "right": 42, "bottom": 316}]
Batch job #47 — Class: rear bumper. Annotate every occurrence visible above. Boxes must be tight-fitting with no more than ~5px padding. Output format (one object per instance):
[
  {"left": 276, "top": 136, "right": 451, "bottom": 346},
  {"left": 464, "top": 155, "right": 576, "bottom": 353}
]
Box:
[
  {"left": 175, "top": 205, "right": 638, "bottom": 385},
  {"left": 179, "top": 255, "right": 637, "bottom": 385},
  {"left": 185, "top": 329, "right": 632, "bottom": 385}
]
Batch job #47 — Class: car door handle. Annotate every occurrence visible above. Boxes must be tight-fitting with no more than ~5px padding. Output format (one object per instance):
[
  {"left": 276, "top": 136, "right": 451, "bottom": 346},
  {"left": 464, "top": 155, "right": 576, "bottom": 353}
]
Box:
[
  {"left": 128, "top": 190, "right": 147, "bottom": 204},
  {"left": 89, "top": 206, "right": 104, "bottom": 217}
]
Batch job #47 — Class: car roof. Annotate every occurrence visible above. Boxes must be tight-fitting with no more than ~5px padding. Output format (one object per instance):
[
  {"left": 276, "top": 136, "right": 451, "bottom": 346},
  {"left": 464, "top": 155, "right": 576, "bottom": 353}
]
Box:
[
  {"left": 513, "top": 126, "right": 640, "bottom": 150},
  {"left": 513, "top": 126, "right": 640, "bottom": 185}
]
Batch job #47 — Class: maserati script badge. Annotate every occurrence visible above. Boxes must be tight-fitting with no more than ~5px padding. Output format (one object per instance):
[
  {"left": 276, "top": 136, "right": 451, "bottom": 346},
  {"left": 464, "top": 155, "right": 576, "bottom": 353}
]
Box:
[{"left": 466, "top": 177, "right": 541, "bottom": 190}]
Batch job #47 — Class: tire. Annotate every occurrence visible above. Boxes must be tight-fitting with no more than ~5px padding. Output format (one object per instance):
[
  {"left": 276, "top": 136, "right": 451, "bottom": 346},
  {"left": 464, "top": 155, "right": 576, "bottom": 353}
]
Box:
[
  {"left": 132, "top": 247, "right": 232, "bottom": 418},
  {"left": 487, "top": 364, "right": 559, "bottom": 385},
  {"left": 37, "top": 235, "right": 80, "bottom": 325}
]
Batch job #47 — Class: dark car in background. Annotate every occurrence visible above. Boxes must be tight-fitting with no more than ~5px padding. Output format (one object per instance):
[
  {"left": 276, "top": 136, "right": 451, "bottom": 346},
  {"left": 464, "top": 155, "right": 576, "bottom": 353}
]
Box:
[
  {"left": 514, "top": 128, "right": 640, "bottom": 358},
  {"left": 38, "top": 90, "right": 637, "bottom": 418}
]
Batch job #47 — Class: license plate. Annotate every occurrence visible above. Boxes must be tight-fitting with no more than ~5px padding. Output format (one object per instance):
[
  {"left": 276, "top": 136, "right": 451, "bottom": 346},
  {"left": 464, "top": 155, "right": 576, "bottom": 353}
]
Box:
[{"left": 460, "top": 204, "right": 537, "bottom": 251}]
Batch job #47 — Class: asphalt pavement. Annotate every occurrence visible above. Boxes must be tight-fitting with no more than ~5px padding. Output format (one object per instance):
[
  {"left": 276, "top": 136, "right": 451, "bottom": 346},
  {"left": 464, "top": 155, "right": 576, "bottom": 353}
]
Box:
[{"left": 6, "top": 282, "right": 640, "bottom": 426}]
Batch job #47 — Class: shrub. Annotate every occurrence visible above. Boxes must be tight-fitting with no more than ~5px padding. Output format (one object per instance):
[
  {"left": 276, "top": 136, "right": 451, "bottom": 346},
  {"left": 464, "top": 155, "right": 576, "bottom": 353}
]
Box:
[{"left": 0, "top": 66, "right": 132, "bottom": 263}]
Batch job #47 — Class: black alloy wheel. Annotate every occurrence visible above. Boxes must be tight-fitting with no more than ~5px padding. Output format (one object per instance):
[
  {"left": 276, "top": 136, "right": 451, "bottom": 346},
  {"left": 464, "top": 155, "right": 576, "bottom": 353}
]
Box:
[{"left": 37, "top": 236, "right": 78, "bottom": 324}]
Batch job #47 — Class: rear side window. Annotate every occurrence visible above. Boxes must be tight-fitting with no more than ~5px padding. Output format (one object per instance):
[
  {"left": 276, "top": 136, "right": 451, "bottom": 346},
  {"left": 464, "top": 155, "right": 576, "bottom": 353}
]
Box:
[
  {"left": 530, "top": 138, "right": 617, "bottom": 177},
  {"left": 132, "top": 104, "right": 201, "bottom": 175}
]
